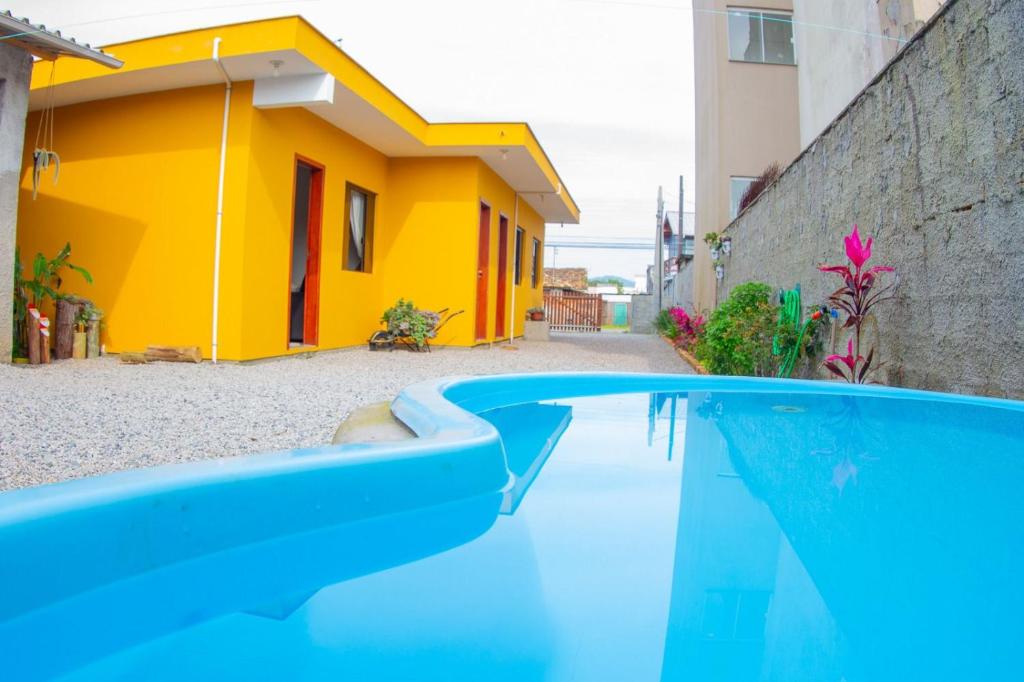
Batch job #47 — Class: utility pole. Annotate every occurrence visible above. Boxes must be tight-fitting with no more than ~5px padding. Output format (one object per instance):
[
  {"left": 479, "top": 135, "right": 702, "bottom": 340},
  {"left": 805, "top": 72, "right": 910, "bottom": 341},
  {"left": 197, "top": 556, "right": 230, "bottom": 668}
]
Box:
[
  {"left": 678, "top": 175, "right": 685, "bottom": 264},
  {"left": 655, "top": 185, "right": 664, "bottom": 310}
]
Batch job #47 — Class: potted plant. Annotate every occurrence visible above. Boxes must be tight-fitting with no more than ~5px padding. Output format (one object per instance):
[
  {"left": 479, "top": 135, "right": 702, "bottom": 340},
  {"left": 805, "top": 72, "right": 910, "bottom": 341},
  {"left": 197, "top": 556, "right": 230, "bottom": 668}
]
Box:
[
  {"left": 703, "top": 231, "right": 721, "bottom": 260},
  {"left": 527, "top": 307, "right": 545, "bottom": 321},
  {"left": 73, "top": 307, "right": 88, "bottom": 359}
]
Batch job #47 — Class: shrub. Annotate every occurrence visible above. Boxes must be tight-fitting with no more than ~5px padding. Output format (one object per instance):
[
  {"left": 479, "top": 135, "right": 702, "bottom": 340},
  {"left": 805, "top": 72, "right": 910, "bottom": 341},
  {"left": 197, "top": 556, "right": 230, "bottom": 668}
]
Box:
[
  {"left": 655, "top": 306, "right": 705, "bottom": 351},
  {"left": 695, "top": 282, "right": 779, "bottom": 376}
]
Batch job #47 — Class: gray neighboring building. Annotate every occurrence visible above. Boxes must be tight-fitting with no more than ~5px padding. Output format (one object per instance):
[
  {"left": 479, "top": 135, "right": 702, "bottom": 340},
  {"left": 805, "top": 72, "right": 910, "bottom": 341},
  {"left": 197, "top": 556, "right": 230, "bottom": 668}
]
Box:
[
  {"left": 0, "top": 11, "right": 120, "bottom": 362},
  {"left": 718, "top": 0, "right": 1024, "bottom": 398}
]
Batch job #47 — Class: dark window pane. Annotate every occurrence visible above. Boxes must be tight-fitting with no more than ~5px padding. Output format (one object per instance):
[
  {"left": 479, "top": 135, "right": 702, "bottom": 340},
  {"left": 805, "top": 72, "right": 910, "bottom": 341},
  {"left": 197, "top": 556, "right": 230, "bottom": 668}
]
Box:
[
  {"left": 762, "top": 13, "right": 795, "bottom": 65},
  {"left": 346, "top": 188, "right": 368, "bottom": 271},
  {"left": 514, "top": 228, "right": 524, "bottom": 284},
  {"left": 728, "top": 10, "right": 763, "bottom": 62}
]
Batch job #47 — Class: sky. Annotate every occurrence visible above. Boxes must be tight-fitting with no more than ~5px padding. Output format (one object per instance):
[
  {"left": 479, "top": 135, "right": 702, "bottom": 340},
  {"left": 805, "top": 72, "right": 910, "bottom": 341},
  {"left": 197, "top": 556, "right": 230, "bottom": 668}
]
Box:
[{"left": 10, "top": 0, "right": 696, "bottom": 282}]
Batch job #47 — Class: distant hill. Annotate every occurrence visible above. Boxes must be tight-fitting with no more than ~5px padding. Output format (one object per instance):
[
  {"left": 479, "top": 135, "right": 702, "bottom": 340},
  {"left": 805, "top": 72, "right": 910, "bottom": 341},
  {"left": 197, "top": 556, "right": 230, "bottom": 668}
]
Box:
[{"left": 587, "top": 275, "right": 633, "bottom": 287}]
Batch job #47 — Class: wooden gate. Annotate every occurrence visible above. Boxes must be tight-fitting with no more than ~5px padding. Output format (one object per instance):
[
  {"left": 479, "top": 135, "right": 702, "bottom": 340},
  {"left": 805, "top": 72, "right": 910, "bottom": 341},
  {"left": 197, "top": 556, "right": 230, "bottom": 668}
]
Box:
[{"left": 544, "top": 289, "right": 603, "bottom": 332}]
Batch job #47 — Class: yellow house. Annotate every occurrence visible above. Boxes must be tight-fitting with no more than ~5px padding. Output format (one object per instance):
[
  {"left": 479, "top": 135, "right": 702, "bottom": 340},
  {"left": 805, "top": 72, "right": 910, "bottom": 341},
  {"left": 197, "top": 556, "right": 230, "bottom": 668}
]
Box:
[{"left": 16, "top": 17, "right": 579, "bottom": 361}]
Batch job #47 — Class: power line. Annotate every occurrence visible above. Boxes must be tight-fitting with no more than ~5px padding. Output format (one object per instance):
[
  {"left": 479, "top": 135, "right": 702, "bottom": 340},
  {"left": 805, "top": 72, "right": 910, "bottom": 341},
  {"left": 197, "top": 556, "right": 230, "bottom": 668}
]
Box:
[{"left": 566, "top": 0, "right": 911, "bottom": 44}]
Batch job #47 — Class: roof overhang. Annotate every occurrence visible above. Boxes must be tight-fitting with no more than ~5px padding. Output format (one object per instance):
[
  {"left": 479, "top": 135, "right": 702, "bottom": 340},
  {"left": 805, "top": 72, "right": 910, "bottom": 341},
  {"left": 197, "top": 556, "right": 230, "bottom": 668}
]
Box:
[
  {"left": 26, "top": 16, "right": 578, "bottom": 223},
  {"left": 0, "top": 11, "right": 122, "bottom": 68}
]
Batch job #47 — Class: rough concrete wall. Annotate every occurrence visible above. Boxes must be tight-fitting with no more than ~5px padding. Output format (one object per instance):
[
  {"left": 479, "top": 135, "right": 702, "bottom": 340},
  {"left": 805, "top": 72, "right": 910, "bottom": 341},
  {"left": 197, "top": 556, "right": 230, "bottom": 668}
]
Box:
[
  {"left": 718, "top": 0, "right": 1024, "bottom": 398},
  {"left": 669, "top": 261, "right": 696, "bottom": 313},
  {"left": 543, "top": 267, "right": 588, "bottom": 290},
  {"left": 0, "top": 44, "right": 33, "bottom": 363},
  {"left": 630, "top": 294, "right": 657, "bottom": 334}
]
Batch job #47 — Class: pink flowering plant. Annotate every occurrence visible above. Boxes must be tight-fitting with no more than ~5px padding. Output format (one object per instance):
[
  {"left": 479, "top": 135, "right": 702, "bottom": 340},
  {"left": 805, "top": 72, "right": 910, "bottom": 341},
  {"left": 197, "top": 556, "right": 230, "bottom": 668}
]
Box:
[
  {"left": 656, "top": 306, "right": 706, "bottom": 351},
  {"left": 819, "top": 225, "right": 897, "bottom": 383}
]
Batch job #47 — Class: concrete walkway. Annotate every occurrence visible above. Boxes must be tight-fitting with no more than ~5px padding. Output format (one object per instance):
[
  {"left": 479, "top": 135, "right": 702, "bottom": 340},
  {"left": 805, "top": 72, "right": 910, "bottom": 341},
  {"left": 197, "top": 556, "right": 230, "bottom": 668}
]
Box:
[{"left": 0, "top": 333, "right": 690, "bottom": 490}]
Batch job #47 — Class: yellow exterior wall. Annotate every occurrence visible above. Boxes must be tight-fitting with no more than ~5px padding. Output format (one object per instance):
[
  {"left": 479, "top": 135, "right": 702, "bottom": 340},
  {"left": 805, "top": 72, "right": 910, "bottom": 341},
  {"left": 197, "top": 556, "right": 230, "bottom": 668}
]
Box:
[
  {"left": 377, "top": 157, "right": 479, "bottom": 347},
  {"left": 16, "top": 83, "right": 253, "bottom": 357},
  {"left": 236, "top": 103, "right": 389, "bottom": 359},
  {"left": 476, "top": 162, "right": 545, "bottom": 341},
  {"left": 17, "top": 85, "right": 554, "bottom": 360}
]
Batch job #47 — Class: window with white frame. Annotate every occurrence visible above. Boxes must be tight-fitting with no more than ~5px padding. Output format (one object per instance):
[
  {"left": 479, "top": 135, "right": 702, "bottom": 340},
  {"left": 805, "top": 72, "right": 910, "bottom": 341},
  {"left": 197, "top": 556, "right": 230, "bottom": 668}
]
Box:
[
  {"left": 730, "top": 176, "right": 756, "bottom": 219},
  {"left": 727, "top": 9, "right": 795, "bottom": 65}
]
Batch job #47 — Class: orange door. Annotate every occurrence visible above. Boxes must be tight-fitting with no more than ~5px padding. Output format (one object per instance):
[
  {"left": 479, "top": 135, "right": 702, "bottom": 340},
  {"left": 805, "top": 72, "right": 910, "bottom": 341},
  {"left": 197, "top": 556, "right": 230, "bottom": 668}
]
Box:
[
  {"left": 495, "top": 215, "right": 509, "bottom": 338},
  {"left": 475, "top": 203, "right": 491, "bottom": 341},
  {"left": 287, "top": 157, "right": 324, "bottom": 347}
]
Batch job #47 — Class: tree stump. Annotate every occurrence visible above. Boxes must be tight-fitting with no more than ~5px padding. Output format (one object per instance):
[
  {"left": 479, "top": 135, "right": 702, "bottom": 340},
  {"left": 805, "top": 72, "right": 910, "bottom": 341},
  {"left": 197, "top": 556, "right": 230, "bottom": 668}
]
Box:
[
  {"left": 55, "top": 298, "right": 82, "bottom": 360},
  {"left": 86, "top": 318, "right": 101, "bottom": 358},
  {"left": 26, "top": 307, "right": 40, "bottom": 365},
  {"left": 73, "top": 331, "right": 87, "bottom": 359},
  {"left": 39, "top": 316, "right": 51, "bottom": 364}
]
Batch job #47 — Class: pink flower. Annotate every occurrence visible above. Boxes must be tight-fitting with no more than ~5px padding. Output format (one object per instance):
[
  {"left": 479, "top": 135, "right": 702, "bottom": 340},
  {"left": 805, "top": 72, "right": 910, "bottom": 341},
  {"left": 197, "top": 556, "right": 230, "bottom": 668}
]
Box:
[{"left": 844, "top": 224, "right": 872, "bottom": 269}]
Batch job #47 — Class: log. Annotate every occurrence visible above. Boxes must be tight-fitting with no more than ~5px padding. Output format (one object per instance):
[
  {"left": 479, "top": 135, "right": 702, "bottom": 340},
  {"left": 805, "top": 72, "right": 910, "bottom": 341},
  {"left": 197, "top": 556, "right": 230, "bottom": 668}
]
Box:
[
  {"left": 144, "top": 345, "right": 202, "bottom": 363},
  {"left": 26, "top": 307, "right": 40, "bottom": 365},
  {"left": 119, "top": 352, "right": 148, "bottom": 365},
  {"left": 73, "top": 331, "right": 87, "bottom": 359},
  {"left": 86, "top": 319, "right": 100, "bottom": 358},
  {"left": 39, "top": 316, "right": 51, "bottom": 364},
  {"left": 55, "top": 298, "right": 81, "bottom": 360}
]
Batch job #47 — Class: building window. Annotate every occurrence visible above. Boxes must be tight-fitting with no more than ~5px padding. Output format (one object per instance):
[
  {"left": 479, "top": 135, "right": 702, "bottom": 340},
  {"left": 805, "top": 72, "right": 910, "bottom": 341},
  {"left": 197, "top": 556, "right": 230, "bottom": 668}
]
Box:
[
  {"left": 514, "top": 227, "right": 525, "bottom": 284},
  {"left": 531, "top": 238, "right": 541, "bottom": 288},
  {"left": 344, "top": 183, "right": 374, "bottom": 272},
  {"left": 727, "top": 9, "right": 795, "bottom": 65},
  {"left": 730, "top": 176, "right": 755, "bottom": 219}
]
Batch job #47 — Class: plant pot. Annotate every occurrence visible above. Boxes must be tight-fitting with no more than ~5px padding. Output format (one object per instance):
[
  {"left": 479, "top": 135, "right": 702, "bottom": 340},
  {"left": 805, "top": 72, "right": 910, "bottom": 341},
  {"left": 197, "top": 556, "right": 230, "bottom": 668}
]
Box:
[
  {"left": 709, "top": 248, "right": 720, "bottom": 260},
  {"left": 715, "top": 264, "right": 725, "bottom": 281},
  {"left": 73, "top": 331, "right": 87, "bottom": 359}
]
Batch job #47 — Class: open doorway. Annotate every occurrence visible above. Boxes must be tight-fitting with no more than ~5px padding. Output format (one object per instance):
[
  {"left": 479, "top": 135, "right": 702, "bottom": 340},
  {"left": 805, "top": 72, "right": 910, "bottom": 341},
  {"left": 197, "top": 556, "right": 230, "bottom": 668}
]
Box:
[{"left": 288, "top": 158, "right": 324, "bottom": 347}]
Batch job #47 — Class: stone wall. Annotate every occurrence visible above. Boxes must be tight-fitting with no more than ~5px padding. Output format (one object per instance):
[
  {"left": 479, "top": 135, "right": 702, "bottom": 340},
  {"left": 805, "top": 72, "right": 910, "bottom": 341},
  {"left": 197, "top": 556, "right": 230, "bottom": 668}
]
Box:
[
  {"left": 630, "top": 294, "right": 658, "bottom": 334},
  {"left": 0, "top": 44, "right": 33, "bottom": 362},
  {"left": 669, "top": 261, "right": 696, "bottom": 313},
  {"left": 543, "top": 267, "right": 588, "bottom": 291},
  {"left": 718, "top": 0, "right": 1024, "bottom": 398}
]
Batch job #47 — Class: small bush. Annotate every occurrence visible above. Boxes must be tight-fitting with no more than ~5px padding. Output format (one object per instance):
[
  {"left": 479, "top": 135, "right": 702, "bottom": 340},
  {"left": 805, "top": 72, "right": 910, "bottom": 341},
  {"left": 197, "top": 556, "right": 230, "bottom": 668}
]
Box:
[
  {"left": 695, "top": 282, "right": 824, "bottom": 377},
  {"left": 655, "top": 306, "right": 705, "bottom": 351},
  {"left": 695, "top": 282, "right": 779, "bottom": 376}
]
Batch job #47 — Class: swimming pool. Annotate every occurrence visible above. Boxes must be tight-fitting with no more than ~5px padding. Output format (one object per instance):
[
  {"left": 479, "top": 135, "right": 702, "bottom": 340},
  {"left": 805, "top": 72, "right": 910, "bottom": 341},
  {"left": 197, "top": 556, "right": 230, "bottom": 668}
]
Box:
[{"left": 1, "top": 374, "right": 1022, "bottom": 680}]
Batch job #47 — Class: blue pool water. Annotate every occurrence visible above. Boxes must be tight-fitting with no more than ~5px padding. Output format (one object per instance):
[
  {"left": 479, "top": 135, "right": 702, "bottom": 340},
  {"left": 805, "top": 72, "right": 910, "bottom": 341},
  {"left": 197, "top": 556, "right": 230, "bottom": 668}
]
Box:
[{"left": 1, "top": 375, "right": 1022, "bottom": 680}]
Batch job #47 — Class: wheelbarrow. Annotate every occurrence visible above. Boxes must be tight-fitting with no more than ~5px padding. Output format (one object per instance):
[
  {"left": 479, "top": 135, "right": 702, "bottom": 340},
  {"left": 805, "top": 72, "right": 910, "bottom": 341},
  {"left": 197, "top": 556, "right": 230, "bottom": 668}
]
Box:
[{"left": 368, "top": 308, "right": 465, "bottom": 352}]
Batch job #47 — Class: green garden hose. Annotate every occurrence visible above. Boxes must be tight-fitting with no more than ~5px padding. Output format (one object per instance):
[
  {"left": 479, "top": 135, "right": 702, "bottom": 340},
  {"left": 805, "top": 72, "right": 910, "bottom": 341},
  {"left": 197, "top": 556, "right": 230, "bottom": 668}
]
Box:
[{"left": 773, "top": 284, "right": 814, "bottom": 378}]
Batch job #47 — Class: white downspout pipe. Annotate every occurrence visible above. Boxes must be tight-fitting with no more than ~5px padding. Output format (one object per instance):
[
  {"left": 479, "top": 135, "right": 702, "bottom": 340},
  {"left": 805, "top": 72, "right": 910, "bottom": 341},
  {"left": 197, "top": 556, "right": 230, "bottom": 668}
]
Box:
[
  {"left": 210, "top": 37, "right": 232, "bottom": 363},
  {"left": 509, "top": 192, "right": 519, "bottom": 344}
]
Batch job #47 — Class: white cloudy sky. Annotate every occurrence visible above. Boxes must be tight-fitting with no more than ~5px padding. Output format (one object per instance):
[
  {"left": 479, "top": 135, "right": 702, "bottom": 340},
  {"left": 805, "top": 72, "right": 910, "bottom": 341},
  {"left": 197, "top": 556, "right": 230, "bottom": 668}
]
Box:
[{"left": 11, "top": 0, "right": 695, "bottom": 281}]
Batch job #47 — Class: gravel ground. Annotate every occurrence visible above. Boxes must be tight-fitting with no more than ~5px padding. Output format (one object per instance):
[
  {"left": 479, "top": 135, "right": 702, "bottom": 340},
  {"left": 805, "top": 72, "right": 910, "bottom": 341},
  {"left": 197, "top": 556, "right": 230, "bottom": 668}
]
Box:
[{"left": 0, "top": 333, "right": 690, "bottom": 490}]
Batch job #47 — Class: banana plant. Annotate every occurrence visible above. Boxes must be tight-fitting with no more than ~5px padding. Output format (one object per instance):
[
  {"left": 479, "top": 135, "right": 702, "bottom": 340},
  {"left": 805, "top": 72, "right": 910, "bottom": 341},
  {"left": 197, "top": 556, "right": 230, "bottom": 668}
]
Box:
[{"left": 22, "top": 242, "right": 93, "bottom": 306}]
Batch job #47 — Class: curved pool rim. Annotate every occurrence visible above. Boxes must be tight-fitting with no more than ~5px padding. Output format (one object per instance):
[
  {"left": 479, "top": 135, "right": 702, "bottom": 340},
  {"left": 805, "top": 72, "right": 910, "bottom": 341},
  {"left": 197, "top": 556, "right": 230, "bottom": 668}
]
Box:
[{"left": 1, "top": 373, "right": 1021, "bottom": 626}]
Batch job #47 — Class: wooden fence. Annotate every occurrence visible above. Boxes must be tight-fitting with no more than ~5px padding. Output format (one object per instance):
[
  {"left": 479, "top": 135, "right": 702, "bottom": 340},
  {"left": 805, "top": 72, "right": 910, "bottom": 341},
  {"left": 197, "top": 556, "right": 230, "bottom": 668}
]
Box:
[{"left": 543, "top": 289, "right": 603, "bottom": 332}]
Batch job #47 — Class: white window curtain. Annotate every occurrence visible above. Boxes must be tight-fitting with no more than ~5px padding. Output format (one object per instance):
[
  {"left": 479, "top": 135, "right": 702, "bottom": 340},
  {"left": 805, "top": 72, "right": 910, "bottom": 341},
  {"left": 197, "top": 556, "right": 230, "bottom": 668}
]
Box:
[{"left": 349, "top": 190, "right": 367, "bottom": 269}]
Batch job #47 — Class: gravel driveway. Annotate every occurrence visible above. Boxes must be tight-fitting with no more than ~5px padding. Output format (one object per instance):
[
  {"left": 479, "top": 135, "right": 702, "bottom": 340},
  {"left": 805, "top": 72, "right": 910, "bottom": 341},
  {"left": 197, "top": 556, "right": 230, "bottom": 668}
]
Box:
[{"left": 0, "top": 333, "right": 690, "bottom": 490}]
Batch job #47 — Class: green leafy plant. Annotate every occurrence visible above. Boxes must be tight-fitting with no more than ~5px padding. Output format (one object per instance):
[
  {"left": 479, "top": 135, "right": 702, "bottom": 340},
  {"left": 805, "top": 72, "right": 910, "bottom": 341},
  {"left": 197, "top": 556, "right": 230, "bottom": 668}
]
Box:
[
  {"left": 11, "top": 244, "right": 93, "bottom": 358},
  {"left": 23, "top": 242, "right": 92, "bottom": 306},
  {"left": 381, "top": 298, "right": 440, "bottom": 349},
  {"left": 695, "top": 282, "right": 780, "bottom": 376}
]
